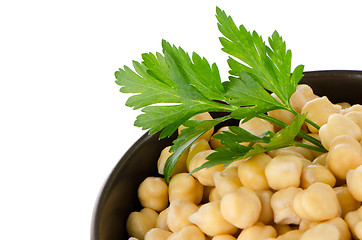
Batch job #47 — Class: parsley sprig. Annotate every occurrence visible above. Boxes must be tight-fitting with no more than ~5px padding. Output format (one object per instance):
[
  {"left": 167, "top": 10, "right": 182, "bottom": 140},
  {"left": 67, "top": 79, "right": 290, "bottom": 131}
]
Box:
[{"left": 115, "top": 7, "right": 327, "bottom": 182}]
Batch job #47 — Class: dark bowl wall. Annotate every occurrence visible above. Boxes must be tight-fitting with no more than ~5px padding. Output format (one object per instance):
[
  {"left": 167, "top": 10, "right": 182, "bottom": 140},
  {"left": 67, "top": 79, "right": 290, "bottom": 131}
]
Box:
[{"left": 91, "top": 70, "right": 362, "bottom": 240}]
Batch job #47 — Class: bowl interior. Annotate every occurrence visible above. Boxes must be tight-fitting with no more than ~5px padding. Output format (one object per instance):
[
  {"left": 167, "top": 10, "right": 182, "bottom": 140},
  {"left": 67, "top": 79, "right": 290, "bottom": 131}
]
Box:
[{"left": 91, "top": 70, "right": 362, "bottom": 240}]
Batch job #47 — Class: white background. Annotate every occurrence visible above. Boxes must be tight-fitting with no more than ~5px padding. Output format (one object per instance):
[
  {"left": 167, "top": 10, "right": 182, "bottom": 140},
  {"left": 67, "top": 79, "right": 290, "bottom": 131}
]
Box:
[{"left": 1, "top": 0, "right": 362, "bottom": 239}]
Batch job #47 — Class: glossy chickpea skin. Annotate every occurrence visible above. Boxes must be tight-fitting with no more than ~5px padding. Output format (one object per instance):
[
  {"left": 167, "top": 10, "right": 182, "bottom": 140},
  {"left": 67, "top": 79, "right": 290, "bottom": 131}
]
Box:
[
  {"left": 334, "top": 186, "right": 361, "bottom": 218},
  {"left": 346, "top": 165, "right": 362, "bottom": 201},
  {"left": 319, "top": 113, "right": 362, "bottom": 150},
  {"left": 268, "top": 146, "right": 314, "bottom": 161},
  {"left": 327, "top": 135, "right": 362, "bottom": 180},
  {"left": 238, "top": 153, "right": 271, "bottom": 191},
  {"left": 293, "top": 182, "right": 340, "bottom": 222},
  {"left": 220, "top": 187, "right": 262, "bottom": 229},
  {"left": 138, "top": 177, "right": 168, "bottom": 212},
  {"left": 237, "top": 223, "right": 277, "bottom": 240},
  {"left": 168, "top": 225, "right": 206, "bottom": 240},
  {"left": 344, "top": 206, "right": 362, "bottom": 240},
  {"left": 272, "top": 230, "right": 303, "bottom": 240},
  {"left": 214, "top": 166, "right": 242, "bottom": 198},
  {"left": 189, "top": 150, "right": 225, "bottom": 186},
  {"left": 239, "top": 117, "right": 275, "bottom": 136},
  {"left": 212, "top": 235, "right": 237, "bottom": 240},
  {"left": 167, "top": 199, "right": 199, "bottom": 232},
  {"left": 126, "top": 208, "right": 158, "bottom": 240},
  {"left": 157, "top": 146, "right": 188, "bottom": 176},
  {"left": 168, "top": 173, "right": 203, "bottom": 204},
  {"left": 300, "top": 223, "right": 340, "bottom": 240},
  {"left": 209, "top": 187, "right": 222, "bottom": 202},
  {"left": 156, "top": 208, "right": 170, "bottom": 231},
  {"left": 290, "top": 84, "right": 318, "bottom": 113},
  {"left": 144, "top": 228, "right": 172, "bottom": 240},
  {"left": 345, "top": 110, "right": 362, "bottom": 131},
  {"left": 268, "top": 93, "right": 295, "bottom": 126},
  {"left": 323, "top": 217, "right": 351, "bottom": 240},
  {"left": 187, "top": 139, "right": 212, "bottom": 170},
  {"left": 270, "top": 187, "right": 302, "bottom": 225},
  {"left": 178, "top": 112, "right": 214, "bottom": 141},
  {"left": 255, "top": 190, "right": 274, "bottom": 224},
  {"left": 265, "top": 155, "right": 303, "bottom": 190},
  {"left": 300, "top": 164, "right": 336, "bottom": 189},
  {"left": 301, "top": 96, "right": 341, "bottom": 133},
  {"left": 189, "top": 200, "right": 238, "bottom": 236}
]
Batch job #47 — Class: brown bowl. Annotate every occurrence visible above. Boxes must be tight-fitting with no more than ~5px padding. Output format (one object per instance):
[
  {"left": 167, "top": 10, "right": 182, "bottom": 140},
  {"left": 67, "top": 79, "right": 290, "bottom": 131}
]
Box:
[{"left": 91, "top": 70, "right": 362, "bottom": 240}]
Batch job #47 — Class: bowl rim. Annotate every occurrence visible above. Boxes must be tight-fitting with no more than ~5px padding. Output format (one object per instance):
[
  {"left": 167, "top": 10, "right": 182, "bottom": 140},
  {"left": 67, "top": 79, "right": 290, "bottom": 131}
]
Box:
[{"left": 90, "top": 69, "right": 362, "bottom": 240}]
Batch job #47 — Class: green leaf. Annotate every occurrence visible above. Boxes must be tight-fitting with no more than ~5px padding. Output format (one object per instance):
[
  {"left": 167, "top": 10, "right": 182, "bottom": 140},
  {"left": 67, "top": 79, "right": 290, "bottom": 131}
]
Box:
[{"left": 115, "top": 49, "right": 233, "bottom": 138}]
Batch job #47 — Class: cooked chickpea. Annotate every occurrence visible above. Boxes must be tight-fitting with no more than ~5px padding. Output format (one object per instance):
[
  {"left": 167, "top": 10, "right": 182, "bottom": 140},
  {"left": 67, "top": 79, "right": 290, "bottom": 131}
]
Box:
[
  {"left": 239, "top": 117, "right": 275, "bottom": 136},
  {"left": 323, "top": 217, "right": 351, "bottom": 240},
  {"left": 344, "top": 205, "right": 362, "bottom": 240},
  {"left": 210, "top": 126, "right": 231, "bottom": 149},
  {"left": 290, "top": 84, "right": 318, "bottom": 113},
  {"left": 255, "top": 189, "right": 274, "bottom": 224},
  {"left": 189, "top": 201, "right": 238, "bottom": 236},
  {"left": 156, "top": 208, "right": 170, "bottom": 231},
  {"left": 299, "top": 219, "right": 320, "bottom": 232},
  {"left": 346, "top": 165, "right": 362, "bottom": 201},
  {"left": 168, "top": 225, "right": 206, "bottom": 240},
  {"left": 157, "top": 146, "right": 188, "bottom": 176},
  {"left": 300, "top": 164, "right": 336, "bottom": 189},
  {"left": 270, "top": 187, "right": 302, "bottom": 225},
  {"left": 220, "top": 187, "right": 261, "bottom": 229},
  {"left": 319, "top": 113, "right": 362, "bottom": 150},
  {"left": 268, "top": 146, "right": 314, "bottom": 161},
  {"left": 301, "top": 96, "right": 341, "bottom": 133},
  {"left": 334, "top": 186, "right": 361, "bottom": 217},
  {"left": 187, "top": 139, "right": 212, "bottom": 170},
  {"left": 275, "top": 230, "right": 303, "bottom": 240},
  {"left": 345, "top": 111, "right": 362, "bottom": 131},
  {"left": 337, "top": 102, "right": 351, "bottom": 109},
  {"left": 189, "top": 150, "right": 225, "bottom": 186},
  {"left": 214, "top": 167, "right": 242, "bottom": 198},
  {"left": 126, "top": 208, "right": 158, "bottom": 240},
  {"left": 209, "top": 187, "right": 222, "bottom": 202},
  {"left": 178, "top": 112, "right": 214, "bottom": 141},
  {"left": 327, "top": 135, "right": 362, "bottom": 180},
  {"left": 301, "top": 133, "right": 323, "bottom": 158},
  {"left": 293, "top": 182, "right": 340, "bottom": 222},
  {"left": 144, "top": 228, "right": 172, "bottom": 240},
  {"left": 167, "top": 199, "right": 198, "bottom": 232},
  {"left": 212, "top": 235, "right": 237, "bottom": 240},
  {"left": 236, "top": 223, "right": 277, "bottom": 240},
  {"left": 265, "top": 155, "right": 302, "bottom": 190},
  {"left": 341, "top": 104, "right": 362, "bottom": 114},
  {"left": 168, "top": 173, "right": 203, "bottom": 204},
  {"left": 312, "top": 153, "right": 328, "bottom": 166},
  {"left": 237, "top": 153, "right": 271, "bottom": 191},
  {"left": 138, "top": 177, "right": 168, "bottom": 212},
  {"left": 273, "top": 224, "right": 293, "bottom": 236},
  {"left": 300, "top": 223, "right": 340, "bottom": 240},
  {"left": 268, "top": 93, "right": 295, "bottom": 126}
]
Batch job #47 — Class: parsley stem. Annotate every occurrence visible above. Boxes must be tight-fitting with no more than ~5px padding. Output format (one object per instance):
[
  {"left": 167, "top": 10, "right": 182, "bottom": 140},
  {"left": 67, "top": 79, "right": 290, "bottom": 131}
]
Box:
[
  {"left": 290, "top": 108, "right": 320, "bottom": 131},
  {"left": 293, "top": 142, "right": 328, "bottom": 153},
  {"left": 257, "top": 114, "right": 326, "bottom": 151}
]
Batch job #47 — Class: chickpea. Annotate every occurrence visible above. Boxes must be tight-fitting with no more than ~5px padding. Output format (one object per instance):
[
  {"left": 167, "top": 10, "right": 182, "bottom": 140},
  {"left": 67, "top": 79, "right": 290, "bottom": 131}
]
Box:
[
  {"left": 144, "top": 228, "right": 172, "bottom": 240},
  {"left": 319, "top": 113, "right": 362, "bottom": 150},
  {"left": 337, "top": 102, "right": 351, "bottom": 109},
  {"left": 273, "top": 224, "right": 293, "bottom": 235},
  {"left": 210, "top": 126, "right": 231, "bottom": 149},
  {"left": 327, "top": 135, "right": 362, "bottom": 180},
  {"left": 138, "top": 177, "right": 168, "bottom": 212},
  {"left": 270, "top": 187, "right": 302, "bottom": 225},
  {"left": 157, "top": 146, "right": 188, "bottom": 176},
  {"left": 290, "top": 84, "right": 318, "bottom": 113},
  {"left": 168, "top": 225, "right": 206, "bottom": 240},
  {"left": 341, "top": 104, "right": 362, "bottom": 114},
  {"left": 301, "top": 133, "right": 323, "bottom": 158},
  {"left": 212, "top": 235, "right": 237, "bottom": 240},
  {"left": 274, "top": 230, "right": 303, "bottom": 240},
  {"left": 301, "top": 96, "right": 341, "bottom": 133},
  {"left": 187, "top": 139, "right": 212, "bottom": 170},
  {"left": 237, "top": 153, "right": 270, "bottom": 191},
  {"left": 346, "top": 165, "right": 362, "bottom": 201},
  {"left": 209, "top": 187, "right": 222, "bottom": 202},
  {"left": 239, "top": 117, "right": 275, "bottom": 136},
  {"left": 236, "top": 223, "right": 277, "bottom": 240},
  {"left": 300, "top": 164, "right": 336, "bottom": 189},
  {"left": 293, "top": 182, "right": 340, "bottom": 222},
  {"left": 323, "top": 217, "right": 351, "bottom": 240},
  {"left": 268, "top": 146, "right": 314, "bottom": 161},
  {"left": 312, "top": 153, "right": 328, "bottom": 166},
  {"left": 344, "top": 206, "right": 362, "bottom": 240},
  {"left": 300, "top": 223, "right": 340, "bottom": 240},
  {"left": 345, "top": 111, "right": 362, "bottom": 132},
  {"left": 255, "top": 189, "right": 274, "bottom": 224},
  {"left": 156, "top": 208, "right": 170, "bottom": 231},
  {"left": 178, "top": 112, "right": 214, "bottom": 141},
  {"left": 299, "top": 219, "right": 320, "bottom": 232},
  {"left": 334, "top": 186, "right": 361, "bottom": 217},
  {"left": 168, "top": 173, "right": 203, "bottom": 204},
  {"left": 128, "top": 238, "right": 139, "bottom": 240},
  {"left": 220, "top": 187, "right": 261, "bottom": 229},
  {"left": 189, "top": 201, "right": 238, "bottom": 236},
  {"left": 202, "top": 186, "right": 214, "bottom": 203},
  {"left": 268, "top": 93, "right": 295, "bottom": 127},
  {"left": 126, "top": 208, "right": 158, "bottom": 240},
  {"left": 189, "top": 150, "right": 225, "bottom": 186},
  {"left": 265, "top": 155, "right": 302, "bottom": 190},
  {"left": 214, "top": 167, "right": 242, "bottom": 198},
  {"left": 167, "top": 199, "right": 198, "bottom": 232}
]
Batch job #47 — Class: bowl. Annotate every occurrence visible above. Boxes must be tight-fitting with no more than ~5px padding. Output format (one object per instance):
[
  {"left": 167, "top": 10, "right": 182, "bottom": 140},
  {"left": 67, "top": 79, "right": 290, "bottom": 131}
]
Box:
[{"left": 91, "top": 70, "right": 362, "bottom": 240}]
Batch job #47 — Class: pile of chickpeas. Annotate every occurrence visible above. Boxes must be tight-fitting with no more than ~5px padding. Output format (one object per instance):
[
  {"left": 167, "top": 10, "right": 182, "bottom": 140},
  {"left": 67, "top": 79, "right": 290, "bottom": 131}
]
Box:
[{"left": 126, "top": 84, "right": 362, "bottom": 240}]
